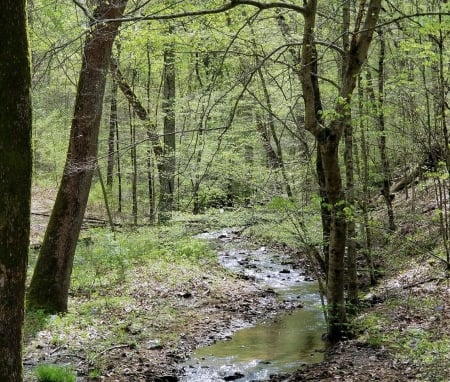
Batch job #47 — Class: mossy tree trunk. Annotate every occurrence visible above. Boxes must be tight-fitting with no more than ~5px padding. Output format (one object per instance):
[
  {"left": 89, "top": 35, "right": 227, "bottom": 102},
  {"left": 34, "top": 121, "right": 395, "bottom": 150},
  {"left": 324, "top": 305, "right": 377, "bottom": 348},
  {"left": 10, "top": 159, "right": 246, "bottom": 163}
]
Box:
[
  {"left": 27, "top": 0, "right": 128, "bottom": 313},
  {"left": 0, "top": 1, "right": 32, "bottom": 380}
]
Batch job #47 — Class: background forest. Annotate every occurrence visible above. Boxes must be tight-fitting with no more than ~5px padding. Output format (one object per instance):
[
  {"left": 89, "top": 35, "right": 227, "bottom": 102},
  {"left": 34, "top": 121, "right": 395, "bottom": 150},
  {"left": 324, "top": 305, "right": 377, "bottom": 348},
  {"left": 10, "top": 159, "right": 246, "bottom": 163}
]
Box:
[{"left": 3, "top": 0, "right": 450, "bottom": 381}]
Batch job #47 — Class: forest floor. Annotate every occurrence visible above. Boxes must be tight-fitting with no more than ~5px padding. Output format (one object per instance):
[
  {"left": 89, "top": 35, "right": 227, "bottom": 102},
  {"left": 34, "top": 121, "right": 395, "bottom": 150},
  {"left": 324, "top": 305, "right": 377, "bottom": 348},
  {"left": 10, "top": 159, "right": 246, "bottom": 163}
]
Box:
[{"left": 25, "top": 185, "right": 450, "bottom": 381}]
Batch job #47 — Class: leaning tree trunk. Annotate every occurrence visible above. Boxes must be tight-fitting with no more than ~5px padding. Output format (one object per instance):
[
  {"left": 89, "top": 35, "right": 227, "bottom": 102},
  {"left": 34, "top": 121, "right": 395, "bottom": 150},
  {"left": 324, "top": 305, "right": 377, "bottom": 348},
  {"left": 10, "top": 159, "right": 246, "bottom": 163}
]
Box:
[
  {"left": 27, "top": 0, "right": 128, "bottom": 313},
  {"left": 0, "top": 2, "right": 32, "bottom": 380}
]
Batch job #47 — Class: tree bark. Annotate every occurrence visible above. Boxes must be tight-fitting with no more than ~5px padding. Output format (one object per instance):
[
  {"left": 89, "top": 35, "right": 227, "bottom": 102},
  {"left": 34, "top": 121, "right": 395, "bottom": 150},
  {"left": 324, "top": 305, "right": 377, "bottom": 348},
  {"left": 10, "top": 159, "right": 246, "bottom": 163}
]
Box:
[
  {"left": 0, "top": 2, "right": 32, "bottom": 380},
  {"left": 27, "top": 0, "right": 128, "bottom": 313}
]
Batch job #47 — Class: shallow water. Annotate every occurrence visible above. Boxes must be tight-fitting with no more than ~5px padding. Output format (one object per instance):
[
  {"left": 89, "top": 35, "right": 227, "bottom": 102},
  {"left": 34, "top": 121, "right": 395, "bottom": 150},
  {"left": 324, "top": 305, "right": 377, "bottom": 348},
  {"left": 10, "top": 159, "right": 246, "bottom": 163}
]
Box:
[{"left": 182, "top": 230, "right": 326, "bottom": 382}]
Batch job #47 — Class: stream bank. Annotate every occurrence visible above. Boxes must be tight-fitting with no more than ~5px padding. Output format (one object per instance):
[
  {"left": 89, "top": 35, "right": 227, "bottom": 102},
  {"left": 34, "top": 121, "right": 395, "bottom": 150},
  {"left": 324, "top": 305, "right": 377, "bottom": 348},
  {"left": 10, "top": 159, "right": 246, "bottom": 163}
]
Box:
[
  {"left": 24, "top": 222, "right": 422, "bottom": 382},
  {"left": 179, "top": 228, "right": 326, "bottom": 382}
]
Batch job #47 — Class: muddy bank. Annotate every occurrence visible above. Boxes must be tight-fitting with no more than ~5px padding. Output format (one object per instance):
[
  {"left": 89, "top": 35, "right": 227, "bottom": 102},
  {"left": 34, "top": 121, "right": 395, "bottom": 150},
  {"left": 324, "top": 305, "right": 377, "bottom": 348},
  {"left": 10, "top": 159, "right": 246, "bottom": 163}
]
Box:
[{"left": 268, "top": 340, "right": 418, "bottom": 381}]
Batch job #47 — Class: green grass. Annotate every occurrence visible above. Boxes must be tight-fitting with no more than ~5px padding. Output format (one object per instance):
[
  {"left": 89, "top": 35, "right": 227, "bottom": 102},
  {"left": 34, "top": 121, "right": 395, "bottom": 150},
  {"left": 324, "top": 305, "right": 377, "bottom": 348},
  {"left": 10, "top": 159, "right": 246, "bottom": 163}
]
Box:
[{"left": 35, "top": 364, "right": 76, "bottom": 382}]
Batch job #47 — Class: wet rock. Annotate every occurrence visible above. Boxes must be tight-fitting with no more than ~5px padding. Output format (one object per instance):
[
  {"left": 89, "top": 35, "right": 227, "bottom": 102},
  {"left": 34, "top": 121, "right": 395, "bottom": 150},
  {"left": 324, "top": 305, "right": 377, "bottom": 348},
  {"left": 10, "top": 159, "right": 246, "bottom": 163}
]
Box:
[
  {"left": 280, "top": 269, "right": 291, "bottom": 274},
  {"left": 223, "top": 371, "right": 245, "bottom": 381},
  {"left": 155, "top": 376, "right": 178, "bottom": 382},
  {"left": 178, "top": 291, "right": 193, "bottom": 298}
]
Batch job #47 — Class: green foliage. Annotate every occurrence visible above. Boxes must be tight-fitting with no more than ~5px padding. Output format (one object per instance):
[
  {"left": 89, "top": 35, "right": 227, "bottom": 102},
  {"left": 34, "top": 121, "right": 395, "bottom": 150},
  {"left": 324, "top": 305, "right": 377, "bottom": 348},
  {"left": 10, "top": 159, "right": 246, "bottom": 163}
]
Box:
[
  {"left": 71, "top": 226, "right": 217, "bottom": 294},
  {"left": 24, "top": 309, "right": 50, "bottom": 340},
  {"left": 35, "top": 364, "right": 75, "bottom": 382}
]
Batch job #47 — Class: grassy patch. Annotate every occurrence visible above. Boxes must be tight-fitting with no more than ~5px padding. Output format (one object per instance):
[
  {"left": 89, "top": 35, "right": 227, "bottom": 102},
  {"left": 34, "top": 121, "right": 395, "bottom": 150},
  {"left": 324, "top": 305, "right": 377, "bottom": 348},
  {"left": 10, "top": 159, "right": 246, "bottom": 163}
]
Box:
[
  {"left": 35, "top": 364, "right": 75, "bottom": 382},
  {"left": 356, "top": 291, "right": 450, "bottom": 381}
]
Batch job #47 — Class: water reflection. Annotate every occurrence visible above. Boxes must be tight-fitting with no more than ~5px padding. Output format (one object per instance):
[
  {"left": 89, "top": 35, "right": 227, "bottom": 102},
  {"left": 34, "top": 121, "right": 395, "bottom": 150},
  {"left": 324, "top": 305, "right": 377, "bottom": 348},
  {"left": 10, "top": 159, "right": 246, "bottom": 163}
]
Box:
[{"left": 182, "top": 284, "right": 326, "bottom": 382}]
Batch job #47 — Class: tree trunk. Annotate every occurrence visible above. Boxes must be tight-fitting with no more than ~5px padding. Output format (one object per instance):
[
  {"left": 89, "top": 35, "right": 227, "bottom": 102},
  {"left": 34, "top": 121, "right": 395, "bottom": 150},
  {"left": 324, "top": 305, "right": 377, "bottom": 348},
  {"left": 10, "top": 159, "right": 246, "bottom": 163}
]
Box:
[
  {"left": 300, "top": 0, "right": 381, "bottom": 342},
  {"left": 116, "top": 112, "right": 123, "bottom": 213},
  {"left": 342, "top": 0, "right": 358, "bottom": 310},
  {"left": 192, "top": 121, "right": 205, "bottom": 215},
  {"left": 107, "top": 78, "right": 118, "bottom": 189},
  {"left": 146, "top": 46, "right": 156, "bottom": 223},
  {"left": 377, "top": 30, "right": 396, "bottom": 232},
  {"left": 159, "top": 41, "right": 176, "bottom": 223},
  {"left": 27, "top": 0, "right": 128, "bottom": 313},
  {"left": 0, "top": 3, "right": 32, "bottom": 380},
  {"left": 358, "top": 77, "right": 376, "bottom": 285},
  {"left": 318, "top": 129, "right": 347, "bottom": 340},
  {"left": 129, "top": 103, "right": 138, "bottom": 225}
]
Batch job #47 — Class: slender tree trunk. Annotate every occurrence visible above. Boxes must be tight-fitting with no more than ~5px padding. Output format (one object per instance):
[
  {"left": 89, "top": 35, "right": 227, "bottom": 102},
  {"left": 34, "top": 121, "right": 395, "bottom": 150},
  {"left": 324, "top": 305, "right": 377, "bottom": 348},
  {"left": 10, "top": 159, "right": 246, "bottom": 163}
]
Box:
[
  {"left": 129, "top": 103, "right": 138, "bottom": 225},
  {"left": 256, "top": 113, "right": 280, "bottom": 169},
  {"left": 0, "top": 2, "right": 32, "bottom": 379},
  {"left": 27, "top": 0, "right": 128, "bottom": 313},
  {"left": 116, "top": 114, "right": 123, "bottom": 213},
  {"left": 316, "top": 148, "right": 330, "bottom": 274},
  {"left": 146, "top": 46, "right": 156, "bottom": 223},
  {"left": 159, "top": 41, "right": 176, "bottom": 222},
  {"left": 192, "top": 121, "right": 205, "bottom": 215},
  {"left": 107, "top": 78, "right": 118, "bottom": 188},
  {"left": 358, "top": 77, "right": 376, "bottom": 285},
  {"left": 377, "top": 29, "right": 396, "bottom": 232},
  {"left": 342, "top": 0, "right": 358, "bottom": 309}
]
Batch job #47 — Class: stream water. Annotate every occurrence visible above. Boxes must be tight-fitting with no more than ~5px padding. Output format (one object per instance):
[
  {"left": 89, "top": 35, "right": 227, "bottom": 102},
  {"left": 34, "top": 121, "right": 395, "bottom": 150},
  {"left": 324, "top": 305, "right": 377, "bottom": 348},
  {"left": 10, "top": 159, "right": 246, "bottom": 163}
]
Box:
[{"left": 180, "top": 229, "right": 326, "bottom": 382}]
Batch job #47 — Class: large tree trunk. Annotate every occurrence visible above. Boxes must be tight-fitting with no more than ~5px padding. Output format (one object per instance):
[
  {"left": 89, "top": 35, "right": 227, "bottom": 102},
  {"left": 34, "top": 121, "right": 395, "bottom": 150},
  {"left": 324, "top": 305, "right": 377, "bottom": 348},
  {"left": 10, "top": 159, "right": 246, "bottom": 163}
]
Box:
[
  {"left": 27, "top": 0, "right": 128, "bottom": 313},
  {"left": 0, "top": 2, "right": 32, "bottom": 380}
]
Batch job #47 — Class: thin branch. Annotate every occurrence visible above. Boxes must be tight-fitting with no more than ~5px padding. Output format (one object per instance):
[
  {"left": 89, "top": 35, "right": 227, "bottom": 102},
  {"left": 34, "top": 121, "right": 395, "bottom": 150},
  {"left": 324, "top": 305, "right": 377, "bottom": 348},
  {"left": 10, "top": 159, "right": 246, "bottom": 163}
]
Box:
[{"left": 72, "top": 0, "right": 92, "bottom": 19}]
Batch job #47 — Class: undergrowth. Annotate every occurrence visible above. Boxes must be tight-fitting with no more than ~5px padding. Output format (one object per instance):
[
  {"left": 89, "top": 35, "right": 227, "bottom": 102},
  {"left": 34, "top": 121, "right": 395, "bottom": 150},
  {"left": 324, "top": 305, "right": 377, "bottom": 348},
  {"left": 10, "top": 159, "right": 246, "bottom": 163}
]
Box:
[{"left": 25, "top": 222, "right": 226, "bottom": 378}]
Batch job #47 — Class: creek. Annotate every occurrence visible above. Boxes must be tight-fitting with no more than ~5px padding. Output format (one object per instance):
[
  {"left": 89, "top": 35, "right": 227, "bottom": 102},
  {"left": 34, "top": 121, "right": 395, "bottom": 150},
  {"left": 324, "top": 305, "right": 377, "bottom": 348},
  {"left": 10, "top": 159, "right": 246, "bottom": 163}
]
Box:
[{"left": 180, "top": 229, "right": 326, "bottom": 382}]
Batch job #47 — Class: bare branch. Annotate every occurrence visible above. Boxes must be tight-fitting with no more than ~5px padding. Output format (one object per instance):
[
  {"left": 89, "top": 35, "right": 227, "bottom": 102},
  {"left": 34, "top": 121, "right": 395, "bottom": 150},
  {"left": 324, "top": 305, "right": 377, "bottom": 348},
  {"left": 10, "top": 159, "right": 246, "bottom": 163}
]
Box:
[{"left": 96, "top": 1, "right": 307, "bottom": 24}]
